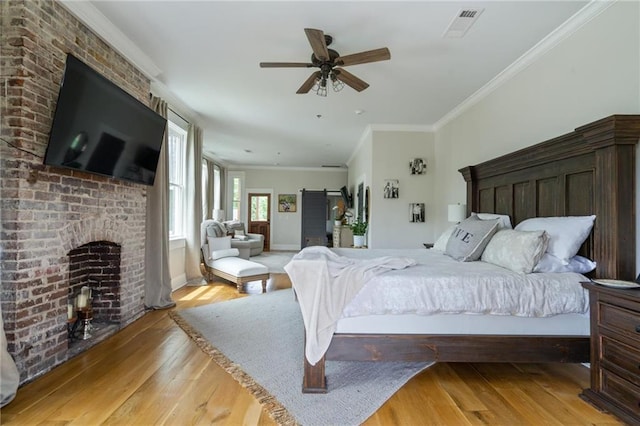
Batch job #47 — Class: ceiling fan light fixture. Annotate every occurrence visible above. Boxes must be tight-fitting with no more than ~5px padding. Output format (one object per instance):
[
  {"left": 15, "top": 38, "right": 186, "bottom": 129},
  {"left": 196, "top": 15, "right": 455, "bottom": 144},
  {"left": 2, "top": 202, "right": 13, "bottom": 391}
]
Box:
[
  {"left": 330, "top": 72, "right": 345, "bottom": 92},
  {"left": 316, "top": 77, "right": 328, "bottom": 97}
]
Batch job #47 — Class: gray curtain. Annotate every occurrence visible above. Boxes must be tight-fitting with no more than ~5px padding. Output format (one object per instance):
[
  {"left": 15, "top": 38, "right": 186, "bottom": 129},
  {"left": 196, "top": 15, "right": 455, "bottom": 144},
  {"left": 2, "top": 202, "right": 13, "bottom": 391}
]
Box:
[
  {"left": 185, "top": 124, "right": 205, "bottom": 285},
  {"left": 144, "top": 96, "right": 175, "bottom": 309}
]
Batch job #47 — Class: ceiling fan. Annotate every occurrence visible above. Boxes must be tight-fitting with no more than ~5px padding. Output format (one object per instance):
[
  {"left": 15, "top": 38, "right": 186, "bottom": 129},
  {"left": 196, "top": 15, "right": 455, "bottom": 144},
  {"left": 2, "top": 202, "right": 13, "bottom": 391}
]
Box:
[{"left": 259, "top": 28, "right": 390, "bottom": 96}]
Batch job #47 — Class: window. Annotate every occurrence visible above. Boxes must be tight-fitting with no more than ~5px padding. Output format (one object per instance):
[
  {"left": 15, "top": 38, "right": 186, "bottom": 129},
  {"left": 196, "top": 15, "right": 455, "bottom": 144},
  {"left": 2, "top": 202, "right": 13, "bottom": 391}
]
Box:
[
  {"left": 213, "top": 164, "right": 221, "bottom": 211},
  {"left": 232, "top": 176, "right": 241, "bottom": 221},
  {"left": 201, "top": 159, "right": 208, "bottom": 220},
  {"left": 168, "top": 121, "right": 187, "bottom": 239}
]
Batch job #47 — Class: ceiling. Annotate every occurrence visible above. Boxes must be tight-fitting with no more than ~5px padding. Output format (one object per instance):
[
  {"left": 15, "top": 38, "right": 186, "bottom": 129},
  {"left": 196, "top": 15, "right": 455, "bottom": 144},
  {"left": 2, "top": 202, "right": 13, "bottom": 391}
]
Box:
[{"left": 73, "top": 1, "right": 588, "bottom": 168}]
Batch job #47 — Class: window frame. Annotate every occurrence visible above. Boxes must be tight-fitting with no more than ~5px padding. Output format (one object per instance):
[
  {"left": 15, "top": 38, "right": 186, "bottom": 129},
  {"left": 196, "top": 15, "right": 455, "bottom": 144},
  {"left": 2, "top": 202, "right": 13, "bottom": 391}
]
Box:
[{"left": 168, "top": 120, "right": 187, "bottom": 240}]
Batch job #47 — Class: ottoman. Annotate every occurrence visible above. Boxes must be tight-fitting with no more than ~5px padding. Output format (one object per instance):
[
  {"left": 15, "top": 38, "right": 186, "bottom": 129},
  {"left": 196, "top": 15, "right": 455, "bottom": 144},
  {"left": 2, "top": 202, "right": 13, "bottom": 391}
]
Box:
[{"left": 209, "top": 256, "right": 270, "bottom": 293}]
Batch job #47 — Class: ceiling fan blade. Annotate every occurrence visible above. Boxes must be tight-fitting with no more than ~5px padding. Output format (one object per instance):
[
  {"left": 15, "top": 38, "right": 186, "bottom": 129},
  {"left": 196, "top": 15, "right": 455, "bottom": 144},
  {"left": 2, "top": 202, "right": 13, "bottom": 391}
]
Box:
[
  {"left": 260, "top": 62, "right": 313, "bottom": 68},
  {"left": 304, "top": 28, "right": 329, "bottom": 62},
  {"left": 296, "top": 71, "right": 321, "bottom": 94},
  {"left": 335, "top": 47, "right": 391, "bottom": 66},
  {"left": 334, "top": 68, "right": 369, "bottom": 92}
]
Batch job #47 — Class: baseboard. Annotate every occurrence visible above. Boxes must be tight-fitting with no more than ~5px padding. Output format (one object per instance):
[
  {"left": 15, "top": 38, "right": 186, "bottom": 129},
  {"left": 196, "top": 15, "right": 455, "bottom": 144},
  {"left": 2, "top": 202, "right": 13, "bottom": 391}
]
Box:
[
  {"left": 271, "top": 244, "right": 300, "bottom": 251},
  {"left": 171, "top": 273, "right": 187, "bottom": 291}
]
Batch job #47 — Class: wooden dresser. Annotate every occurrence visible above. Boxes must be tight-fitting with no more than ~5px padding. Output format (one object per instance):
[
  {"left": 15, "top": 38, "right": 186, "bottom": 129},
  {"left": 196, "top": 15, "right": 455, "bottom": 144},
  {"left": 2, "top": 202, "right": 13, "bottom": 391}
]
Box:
[
  {"left": 581, "top": 282, "right": 640, "bottom": 424},
  {"left": 332, "top": 225, "right": 353, "bottom": 248}
]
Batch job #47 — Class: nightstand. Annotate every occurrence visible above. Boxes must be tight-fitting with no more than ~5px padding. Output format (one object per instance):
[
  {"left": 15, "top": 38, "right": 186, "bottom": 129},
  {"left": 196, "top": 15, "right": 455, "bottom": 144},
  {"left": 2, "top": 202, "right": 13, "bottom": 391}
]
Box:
[{"left": 580, "top": 282, "right": 640, "bottom": 424}]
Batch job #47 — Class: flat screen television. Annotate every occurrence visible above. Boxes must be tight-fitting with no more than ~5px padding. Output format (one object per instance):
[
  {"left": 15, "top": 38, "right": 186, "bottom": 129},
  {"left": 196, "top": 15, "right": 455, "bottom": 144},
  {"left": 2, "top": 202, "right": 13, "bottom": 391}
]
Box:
[
  {"left": 340, "top": 185, "right": 352, "bottom": 208},
  {"left": 44, "top": 54, "right": 166, "bottom": 186}
]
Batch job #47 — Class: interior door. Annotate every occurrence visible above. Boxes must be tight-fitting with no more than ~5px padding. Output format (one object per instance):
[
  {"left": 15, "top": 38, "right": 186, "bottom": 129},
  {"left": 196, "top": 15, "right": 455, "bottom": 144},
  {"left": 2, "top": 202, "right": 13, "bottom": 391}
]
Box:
[
  {"left": 248, "top": 193, "right": 270, "bottom": 251},
  {"left": 301, "top": 189, "right": 328, "bottom": 248}
]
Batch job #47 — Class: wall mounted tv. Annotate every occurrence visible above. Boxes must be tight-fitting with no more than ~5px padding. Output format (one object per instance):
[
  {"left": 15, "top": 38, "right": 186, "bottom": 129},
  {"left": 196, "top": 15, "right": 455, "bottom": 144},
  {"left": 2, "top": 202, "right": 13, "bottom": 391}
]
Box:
[
  {"left": 340, "top": 185, "right": 353, "bottom": 208},
  {"left": 44, "top": 54, "right": 166, "bottom": 186}
]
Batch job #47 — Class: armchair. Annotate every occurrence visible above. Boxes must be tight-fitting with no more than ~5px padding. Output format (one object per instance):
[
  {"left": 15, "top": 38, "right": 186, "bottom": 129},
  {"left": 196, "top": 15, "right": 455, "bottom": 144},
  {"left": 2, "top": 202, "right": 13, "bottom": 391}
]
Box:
[{"left": 201, "top": 219, "right": 264, "bottom": 260}]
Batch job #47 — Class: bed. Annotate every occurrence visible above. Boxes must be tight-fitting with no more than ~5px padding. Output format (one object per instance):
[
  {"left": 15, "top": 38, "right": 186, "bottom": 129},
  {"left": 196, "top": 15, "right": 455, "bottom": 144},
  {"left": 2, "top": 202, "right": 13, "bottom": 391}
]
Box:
[{"left": 290, "top": 114, "right": 640, "bottom": 393}]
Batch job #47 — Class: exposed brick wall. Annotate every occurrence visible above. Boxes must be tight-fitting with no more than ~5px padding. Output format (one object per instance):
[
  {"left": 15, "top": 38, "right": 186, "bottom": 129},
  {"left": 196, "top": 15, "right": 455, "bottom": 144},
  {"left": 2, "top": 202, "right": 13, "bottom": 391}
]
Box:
[{"left": 1, "top": 0, "right": 153, "bottom": 383}]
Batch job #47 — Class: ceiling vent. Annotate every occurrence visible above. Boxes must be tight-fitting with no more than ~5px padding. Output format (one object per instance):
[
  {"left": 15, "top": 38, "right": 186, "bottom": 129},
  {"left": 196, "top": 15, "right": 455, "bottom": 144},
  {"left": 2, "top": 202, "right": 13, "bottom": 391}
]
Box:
[{"left": 443, "top": 8, "right": 484, "bottom": 38}]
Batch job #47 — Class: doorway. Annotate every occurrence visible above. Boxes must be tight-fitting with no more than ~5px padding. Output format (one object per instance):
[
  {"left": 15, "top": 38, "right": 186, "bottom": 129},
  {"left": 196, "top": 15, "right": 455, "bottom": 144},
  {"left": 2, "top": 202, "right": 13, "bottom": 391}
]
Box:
[{"left": 248, "top": 193, "right": 270, "bottom": 251}]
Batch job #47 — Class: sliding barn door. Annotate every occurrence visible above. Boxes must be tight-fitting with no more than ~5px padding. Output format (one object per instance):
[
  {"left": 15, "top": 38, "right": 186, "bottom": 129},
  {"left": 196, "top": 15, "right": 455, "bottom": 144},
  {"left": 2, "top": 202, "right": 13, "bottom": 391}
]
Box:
[{"left": 301, "top": 190, "right": 327, "bottom": 248}]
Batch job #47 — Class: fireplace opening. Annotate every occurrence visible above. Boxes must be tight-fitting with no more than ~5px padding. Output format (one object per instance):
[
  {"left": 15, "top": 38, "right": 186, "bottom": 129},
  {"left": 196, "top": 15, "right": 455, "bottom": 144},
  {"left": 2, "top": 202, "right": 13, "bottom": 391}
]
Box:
[{"left": 67, "top": 241, "right": 122, "bottom": 356}]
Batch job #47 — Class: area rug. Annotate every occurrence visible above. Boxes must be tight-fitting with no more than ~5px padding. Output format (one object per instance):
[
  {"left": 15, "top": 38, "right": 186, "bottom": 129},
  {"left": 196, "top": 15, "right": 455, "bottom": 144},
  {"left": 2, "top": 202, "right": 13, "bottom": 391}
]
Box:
[
  {"left": 249, "top": 251, "right": 297, "bottom": 273},
  {"left": 170, "top": 289, "right": 431, "bottom": 426}
]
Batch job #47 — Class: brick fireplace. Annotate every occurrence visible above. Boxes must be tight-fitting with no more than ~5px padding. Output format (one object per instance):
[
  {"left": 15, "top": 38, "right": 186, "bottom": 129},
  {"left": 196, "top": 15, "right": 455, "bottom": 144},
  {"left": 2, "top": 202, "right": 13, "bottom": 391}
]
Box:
[{"left": 1, "top": 0, "right": 154, "bottom": 383}]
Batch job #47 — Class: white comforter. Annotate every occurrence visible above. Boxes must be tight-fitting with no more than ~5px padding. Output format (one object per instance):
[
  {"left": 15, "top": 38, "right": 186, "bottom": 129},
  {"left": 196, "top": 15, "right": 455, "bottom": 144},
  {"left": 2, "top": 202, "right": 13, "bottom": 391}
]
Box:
[{"left": 286, "top": 248, "right": 590, "bottom": 364}]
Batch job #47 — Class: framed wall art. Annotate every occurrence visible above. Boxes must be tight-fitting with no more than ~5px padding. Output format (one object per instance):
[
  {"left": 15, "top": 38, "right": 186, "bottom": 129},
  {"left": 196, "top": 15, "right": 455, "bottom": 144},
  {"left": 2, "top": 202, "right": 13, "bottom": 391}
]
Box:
[
  {"left": 383, "top": 179, "right": 399, "bottom": 199},
  {"left": 278, "top": 194, "right": 297, "bottom": 212},
  {"left": 409, "top": 203, "right": 425, "bottom": 222},
  {"left": 410, "top": 158, "right": 426, "bottom": 175}
]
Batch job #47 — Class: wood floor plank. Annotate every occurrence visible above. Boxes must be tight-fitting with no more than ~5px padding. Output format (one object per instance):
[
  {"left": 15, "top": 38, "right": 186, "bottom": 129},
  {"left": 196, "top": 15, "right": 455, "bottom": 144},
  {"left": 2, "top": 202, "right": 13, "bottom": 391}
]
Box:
[{"left": 1, "top": 278, "right": 623, "bottom": 425}]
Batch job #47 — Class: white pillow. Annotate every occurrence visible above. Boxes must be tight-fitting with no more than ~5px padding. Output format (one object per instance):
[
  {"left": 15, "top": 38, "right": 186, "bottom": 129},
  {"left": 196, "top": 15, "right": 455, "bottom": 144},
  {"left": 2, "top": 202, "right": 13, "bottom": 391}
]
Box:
[
  {"left": 534, "top": 254, "right": 596, "bottom": 274},
  {"left": 514, "top": 215, "right": 595, "bottom": 264},
  {"left": 445, "top": 216, "right": 500, "bottom": 262},
  {"left": 472, "top": 212, "right": 513, "bottom": 230},
  {"left": 433, "top": 225, "right": 455, "bottom": 251},
  {"left": 210, "top": 248, "right": 240, "bottom": 260},
  {"left": 481, "top": 230, "right": 549, "bottom": 273},
  {"left": 208, "top": 235, "right": 231, "bottom": 251}
]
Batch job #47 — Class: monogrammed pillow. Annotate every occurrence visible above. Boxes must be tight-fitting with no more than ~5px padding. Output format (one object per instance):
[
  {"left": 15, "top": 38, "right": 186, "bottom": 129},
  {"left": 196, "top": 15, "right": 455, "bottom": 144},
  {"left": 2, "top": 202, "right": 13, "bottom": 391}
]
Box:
[{"left": 445, "top": 216, "right": 500, "bottom": 262}]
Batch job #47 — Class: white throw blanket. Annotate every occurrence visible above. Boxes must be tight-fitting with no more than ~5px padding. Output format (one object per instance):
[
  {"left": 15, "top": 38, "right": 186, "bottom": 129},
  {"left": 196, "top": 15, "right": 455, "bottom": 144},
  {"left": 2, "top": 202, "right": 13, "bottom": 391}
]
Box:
[{"left": 284, "top": 246, "right": 416, "bottom": 365}]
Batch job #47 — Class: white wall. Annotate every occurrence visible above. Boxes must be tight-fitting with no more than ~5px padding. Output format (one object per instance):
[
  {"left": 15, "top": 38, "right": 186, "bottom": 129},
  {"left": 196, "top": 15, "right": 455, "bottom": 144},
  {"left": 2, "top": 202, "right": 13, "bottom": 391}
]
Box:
[
  {"left": 239, "top": 167, "right": 348, "bottom": 250},
  {"left": 433, "top": 1, "right": 640, "bottom": 270},
  {"left": 360, "top": 130, "right": 435, "bottom": 248}
]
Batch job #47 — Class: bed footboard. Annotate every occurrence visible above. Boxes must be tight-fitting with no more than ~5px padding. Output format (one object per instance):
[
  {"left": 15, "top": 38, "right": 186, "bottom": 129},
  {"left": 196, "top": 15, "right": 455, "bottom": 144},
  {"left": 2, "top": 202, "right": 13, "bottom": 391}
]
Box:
[{"left": 302, "top": 333, "right": 590, "bottom": 393}]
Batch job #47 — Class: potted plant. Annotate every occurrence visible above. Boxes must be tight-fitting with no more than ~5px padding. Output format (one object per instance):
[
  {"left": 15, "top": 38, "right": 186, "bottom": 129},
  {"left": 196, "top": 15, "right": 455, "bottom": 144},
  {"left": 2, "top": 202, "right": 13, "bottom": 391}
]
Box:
[{"left": 350, "top": 219, "right": 368, "bottom": 248}]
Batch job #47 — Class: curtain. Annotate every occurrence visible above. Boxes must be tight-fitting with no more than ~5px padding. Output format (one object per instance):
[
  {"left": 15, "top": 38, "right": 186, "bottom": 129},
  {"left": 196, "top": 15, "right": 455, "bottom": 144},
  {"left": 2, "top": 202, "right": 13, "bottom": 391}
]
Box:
[
  {"left": 185, "top": 124, "right": 205, "bottom": 285},
  {"left": 144, "top": 96, "right": 175, "bottom": 309}
]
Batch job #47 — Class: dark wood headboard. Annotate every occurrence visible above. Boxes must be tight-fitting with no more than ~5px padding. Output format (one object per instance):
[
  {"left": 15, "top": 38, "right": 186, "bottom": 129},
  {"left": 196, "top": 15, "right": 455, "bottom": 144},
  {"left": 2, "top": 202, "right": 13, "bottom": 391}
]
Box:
[{"left": 459, "top": 115, "right": 640, "bottom": 280}]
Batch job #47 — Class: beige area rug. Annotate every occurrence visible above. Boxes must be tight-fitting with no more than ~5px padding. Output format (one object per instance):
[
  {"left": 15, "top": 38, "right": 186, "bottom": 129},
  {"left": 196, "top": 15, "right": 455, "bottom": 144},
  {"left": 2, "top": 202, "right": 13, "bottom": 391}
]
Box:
[{"left": 170, "top": 289, "right": 431, "bottom": 426}]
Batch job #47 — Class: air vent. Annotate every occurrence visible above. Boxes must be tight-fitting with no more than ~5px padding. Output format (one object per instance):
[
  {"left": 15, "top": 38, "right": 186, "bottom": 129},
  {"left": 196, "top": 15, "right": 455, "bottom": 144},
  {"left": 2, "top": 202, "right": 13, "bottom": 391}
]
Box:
[
  {"left": 443, "top": 8, "right": 484, "bottom": 38},
  {"left": 321, "top": 165, "right": 344, "bottom": 168}
]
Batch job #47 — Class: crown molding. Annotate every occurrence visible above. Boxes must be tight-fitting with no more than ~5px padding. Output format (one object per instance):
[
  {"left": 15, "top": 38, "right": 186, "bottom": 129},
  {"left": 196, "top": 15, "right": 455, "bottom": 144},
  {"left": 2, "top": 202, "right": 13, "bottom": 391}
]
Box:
[
  {"left": 433, "top": 0, "right": 616, "bottom": 131},
  {"left": 228, "top": 165, "right": 348, "bottom": 172},
  {"left": 59, "top": 0, "right": 162, "bottom": 79}
]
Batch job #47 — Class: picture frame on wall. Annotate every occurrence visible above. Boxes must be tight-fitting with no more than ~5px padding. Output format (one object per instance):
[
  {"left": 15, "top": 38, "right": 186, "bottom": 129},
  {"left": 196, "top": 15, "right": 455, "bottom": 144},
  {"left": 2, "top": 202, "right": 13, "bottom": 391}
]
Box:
[
  {"left": 383, "top": 179, "right": 399, "bottom": 199},
  {"left": 410, "top": 158, "right": 426, "bottom": 175},
  {"left": 278, "top": 194, "right": 297, "bottom": 212},
  {"left": 409, "top": 203, "right": 425, "bottom": 222}
]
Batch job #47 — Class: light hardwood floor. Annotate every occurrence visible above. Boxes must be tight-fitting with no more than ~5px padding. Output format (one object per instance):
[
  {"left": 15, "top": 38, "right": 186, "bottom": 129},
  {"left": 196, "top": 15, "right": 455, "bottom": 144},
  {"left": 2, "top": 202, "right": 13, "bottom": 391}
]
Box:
[{"left": 2, "top": 274, "right": 621, "bottom": 425}]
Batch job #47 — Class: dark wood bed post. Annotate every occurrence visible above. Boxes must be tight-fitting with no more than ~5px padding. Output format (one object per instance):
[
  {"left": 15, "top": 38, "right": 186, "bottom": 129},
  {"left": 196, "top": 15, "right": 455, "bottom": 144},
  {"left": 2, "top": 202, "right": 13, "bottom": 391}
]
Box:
[{"left": 302, "top": 355, "right": 327, "bottom": 393}]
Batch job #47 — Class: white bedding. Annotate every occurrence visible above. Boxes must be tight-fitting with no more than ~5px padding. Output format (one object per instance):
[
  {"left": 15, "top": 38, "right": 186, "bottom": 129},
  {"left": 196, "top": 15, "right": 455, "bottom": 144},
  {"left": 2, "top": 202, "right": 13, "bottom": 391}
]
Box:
[
  {"left": 333, "top": 248, "right": 589, "bottom": 318},
  {"left": 287, "top": 247, "right": 590, "bottom": 364}
]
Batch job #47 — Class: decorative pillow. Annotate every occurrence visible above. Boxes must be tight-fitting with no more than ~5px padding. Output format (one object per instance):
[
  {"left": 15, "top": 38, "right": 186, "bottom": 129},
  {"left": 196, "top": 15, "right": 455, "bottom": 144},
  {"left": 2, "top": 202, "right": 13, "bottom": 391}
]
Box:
[
  {"left": 206, "top": 222, "right": 227, "bottom": 238},
  {"left": 208, "top": 236, "right": 231, "bottom": 252},
  {"left": 533, "top": 254, "right": 597, "bottom": 274},
  {"left": 481, "top": 229, "right": 549, "bottom": 273},
  {"left": 235, "top": 229, "right": 246, "bottom": 236},
  {"left": 233, "top": 235, "right": 248, "bottom": 241},
  {"left": 224, "top": 220, "right": 246, "bottom": 235},
  {"left": 445, "top": 216, "right": 500, "bottom": 262},
  {"left": 514, "top": 215, "right": 596, "bottom": 264},
  {"left": 210, "top": 248, "right": 240, "bottom": 260},
  {"left": 472, "top": 212, "right": 513, "bottom": 230},
  {"left": 432, "top": 225, "right": 455, "bottom": 251}
]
